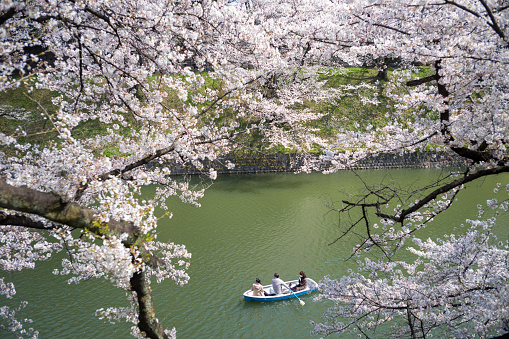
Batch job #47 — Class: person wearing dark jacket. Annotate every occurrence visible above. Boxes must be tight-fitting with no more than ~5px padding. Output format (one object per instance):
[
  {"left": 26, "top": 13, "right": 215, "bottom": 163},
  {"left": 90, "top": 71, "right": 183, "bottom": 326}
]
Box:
[{"left": 290, "top": 271, "right": 307, "bottom": 292}]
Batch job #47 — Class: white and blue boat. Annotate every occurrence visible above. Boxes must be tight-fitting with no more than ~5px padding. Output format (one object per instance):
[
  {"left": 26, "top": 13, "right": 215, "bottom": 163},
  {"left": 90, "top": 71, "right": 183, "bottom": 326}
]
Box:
[{"left": 243, "top": 278, "right": 318, "bottom": 302}]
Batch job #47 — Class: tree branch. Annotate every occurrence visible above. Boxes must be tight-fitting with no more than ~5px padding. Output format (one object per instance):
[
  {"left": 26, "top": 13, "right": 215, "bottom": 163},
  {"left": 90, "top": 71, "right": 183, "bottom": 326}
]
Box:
[
  {"left": 442, "top": 1, "right": 482, "bottom": 18},
  {"left": 450, "top": 146, "right": 502, "bottom": 164},
  {"left": 406, "top": 74, "right": 438, "bottom": 87},
  {"left": 377, "top": 165, "right": 509, "bottom": 223},
  {"left": 0, "top": 179, "right": 139, "bottom": 244},
  {"left": 0, "top": 179, "right": 171, "bottom": 338},
  {"left": 353, "top": 14, "right": 410, "bottom": 36},
  {"left": 0, "top": 212, "right": 54, "bottom": 229},
  {"left": 131, "top": 271, "right": 169, "bottom": 339},
  {"left": 478, "top": 0, "right": 506, "bottom": 40},
  {"left": 0, "top": 6, "right": 18, "bottom": 26}
]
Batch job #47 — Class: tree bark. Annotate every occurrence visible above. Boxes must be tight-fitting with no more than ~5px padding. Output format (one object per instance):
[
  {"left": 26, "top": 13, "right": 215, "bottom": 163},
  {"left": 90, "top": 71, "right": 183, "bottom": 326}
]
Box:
[
  {"left": 0, "top": 212, "right": 52, "bottom": 229},
  {"left": 131, "top": 271, "right": 169, "bottom": 339},
  {"left": 0, "top": 179, "right": 139, "bottom": 243},
  {"left": 0, "top": 179, "right": 170, "bottom": 337}
]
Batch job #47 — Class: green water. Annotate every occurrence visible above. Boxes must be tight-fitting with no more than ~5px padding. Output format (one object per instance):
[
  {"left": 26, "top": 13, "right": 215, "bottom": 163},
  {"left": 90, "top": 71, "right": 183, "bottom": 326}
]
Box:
[{"left": 3, "top": 169, "right": 508, "bottom": 338}]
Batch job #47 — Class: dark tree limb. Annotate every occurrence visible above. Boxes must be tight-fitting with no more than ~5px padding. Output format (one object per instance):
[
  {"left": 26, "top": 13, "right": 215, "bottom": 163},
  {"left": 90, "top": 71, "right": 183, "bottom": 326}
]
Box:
[
  {"left": 375, "top": 165, "right": 509, "bottom": 223},
  {"left": 334, "top": 164, "right": 508, "bottom": 258},
  {"left": 0, "top": 179, "right": 164, "bottom": 267},
  {"left": 0, "top": 179, "right": 139, "bottom": 244},
  {"left": 0, "top": 6, "right": 18, "bottom": 26},
  {"left": 442, "top": 0, "right": 482, "bottom": 18},
  {"left": 405, "top": 60, "right": 450, "bottom": 138},
  {"left": 478, "top": 0, "right": 506, "bottom": 41},
  {"left": 406, "top": 74, "right": 438, "bottom": 87},
  {"left": 74, "top": 132, "right": 234, "bottom": 200},
  {"left": 131, "top": 271, "right": 169, "bottom": 339},
  {"left": 406, "top": 59, "right": 506, "bottom": 165},
  {"left": 0, "top": 179, "right": 170, "bottom": 338},
  {"left": 450, "top": 146, "right": 502, "bottom": 164},
  {"left": 353, "top": 14, "right": 411, "bottom": 36},
  {"left": 494, "top": 5, "right": 509, "bottom": 13},
  {"left": 0, "top": 212, "right": 54, "bottom": 229}
]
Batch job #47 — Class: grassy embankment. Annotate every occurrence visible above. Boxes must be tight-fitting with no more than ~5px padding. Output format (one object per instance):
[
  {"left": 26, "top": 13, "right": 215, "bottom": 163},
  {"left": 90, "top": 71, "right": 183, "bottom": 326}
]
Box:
[{"left": 0, "top": 67, "right": 433, "bottom": 157}]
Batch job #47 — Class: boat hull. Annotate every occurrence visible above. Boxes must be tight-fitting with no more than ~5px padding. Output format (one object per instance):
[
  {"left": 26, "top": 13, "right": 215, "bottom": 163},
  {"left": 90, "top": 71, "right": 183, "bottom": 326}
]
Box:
[{"left": 243, "top": 278, "right": 318, "bottom": 302}]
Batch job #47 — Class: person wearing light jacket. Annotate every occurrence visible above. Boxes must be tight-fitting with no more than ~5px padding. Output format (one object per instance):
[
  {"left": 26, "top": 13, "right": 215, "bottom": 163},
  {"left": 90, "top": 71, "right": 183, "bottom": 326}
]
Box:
[
  {"left": 271, "top": 273, "right": 286, "bottom": 295},
  {"left": 251, "top": 278, "right": 268, "bottom": 296}
]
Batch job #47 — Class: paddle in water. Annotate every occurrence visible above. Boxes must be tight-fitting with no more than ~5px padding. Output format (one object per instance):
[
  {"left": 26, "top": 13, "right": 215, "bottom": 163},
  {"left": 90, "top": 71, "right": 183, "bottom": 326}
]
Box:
[{"left": 286, "top": 284, "right": 305, "bottom": 306}]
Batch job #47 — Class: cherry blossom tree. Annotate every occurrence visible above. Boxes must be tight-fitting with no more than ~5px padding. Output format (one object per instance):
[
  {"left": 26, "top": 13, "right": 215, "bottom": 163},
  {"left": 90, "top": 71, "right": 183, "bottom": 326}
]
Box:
[
  {"left": 0, "top": 0, "right": 331, "bottom": 337},
  {"left": 251, "top": 0, "right": 509, "bottom": 337},
  {"left": 2, "top": 0, "right": 509, "bottom": 338}
]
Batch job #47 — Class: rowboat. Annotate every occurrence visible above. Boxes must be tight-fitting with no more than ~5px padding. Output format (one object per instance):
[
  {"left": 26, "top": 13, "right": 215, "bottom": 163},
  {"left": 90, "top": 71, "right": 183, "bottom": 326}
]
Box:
[{"left": 243, "top": 278, "right": 318, "bottom": 302}]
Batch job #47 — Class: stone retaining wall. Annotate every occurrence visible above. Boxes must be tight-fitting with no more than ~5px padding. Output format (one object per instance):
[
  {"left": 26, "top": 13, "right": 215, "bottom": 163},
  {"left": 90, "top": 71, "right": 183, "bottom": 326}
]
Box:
[{"left": 163, "top": 152, "right": 468, "bottom": 175}]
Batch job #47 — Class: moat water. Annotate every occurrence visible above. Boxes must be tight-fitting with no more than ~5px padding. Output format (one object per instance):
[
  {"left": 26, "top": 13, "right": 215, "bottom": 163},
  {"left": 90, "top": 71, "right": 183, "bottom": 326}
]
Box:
[{"left": 4, "top": 168, "right": 508, "bottom": 338}]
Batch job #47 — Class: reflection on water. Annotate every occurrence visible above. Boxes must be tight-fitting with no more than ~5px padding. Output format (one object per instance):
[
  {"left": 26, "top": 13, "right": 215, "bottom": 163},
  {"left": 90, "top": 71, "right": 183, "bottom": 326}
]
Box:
[{"left": 3, "top": 169, "right": 508, "bottom": 338}]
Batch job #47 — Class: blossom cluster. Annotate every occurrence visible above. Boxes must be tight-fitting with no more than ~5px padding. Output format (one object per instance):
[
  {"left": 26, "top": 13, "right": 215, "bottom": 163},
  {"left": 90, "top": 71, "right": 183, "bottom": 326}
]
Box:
[
  {"left": 314, "top": 229, "right": 509, "bottom": 337},
  {"left": 0, "top": 0, "right": 508, "bottom": 337}
]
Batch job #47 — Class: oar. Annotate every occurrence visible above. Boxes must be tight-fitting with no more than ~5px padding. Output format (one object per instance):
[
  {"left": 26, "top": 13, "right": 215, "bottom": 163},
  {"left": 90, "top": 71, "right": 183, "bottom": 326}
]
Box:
[{"left": 285, "top": 283, "right": 305, "bottom": 306}]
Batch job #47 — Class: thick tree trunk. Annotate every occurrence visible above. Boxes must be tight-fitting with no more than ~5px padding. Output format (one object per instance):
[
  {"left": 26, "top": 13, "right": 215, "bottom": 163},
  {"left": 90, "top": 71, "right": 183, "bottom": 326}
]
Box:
[{"left": 131, "top": 271, "right": 168, "bottom": 339}]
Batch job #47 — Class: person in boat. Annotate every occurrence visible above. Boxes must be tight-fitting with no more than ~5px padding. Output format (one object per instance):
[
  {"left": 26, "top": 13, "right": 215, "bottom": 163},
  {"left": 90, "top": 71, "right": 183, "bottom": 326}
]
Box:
[
  {"left": 251, "top": 278, "right": 269, "bottom": 296},
  {"left": 290, "top": 271, "right": 307, "bottom": 292},
  {"left": 271, "top": 273, "right": 287, "bottom": 295}
]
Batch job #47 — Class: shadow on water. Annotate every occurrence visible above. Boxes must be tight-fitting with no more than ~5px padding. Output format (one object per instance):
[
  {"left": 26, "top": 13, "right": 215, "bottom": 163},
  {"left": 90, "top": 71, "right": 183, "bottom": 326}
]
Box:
[{"left": 211, "top": 172, "right": 317, "bottom": 194}]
